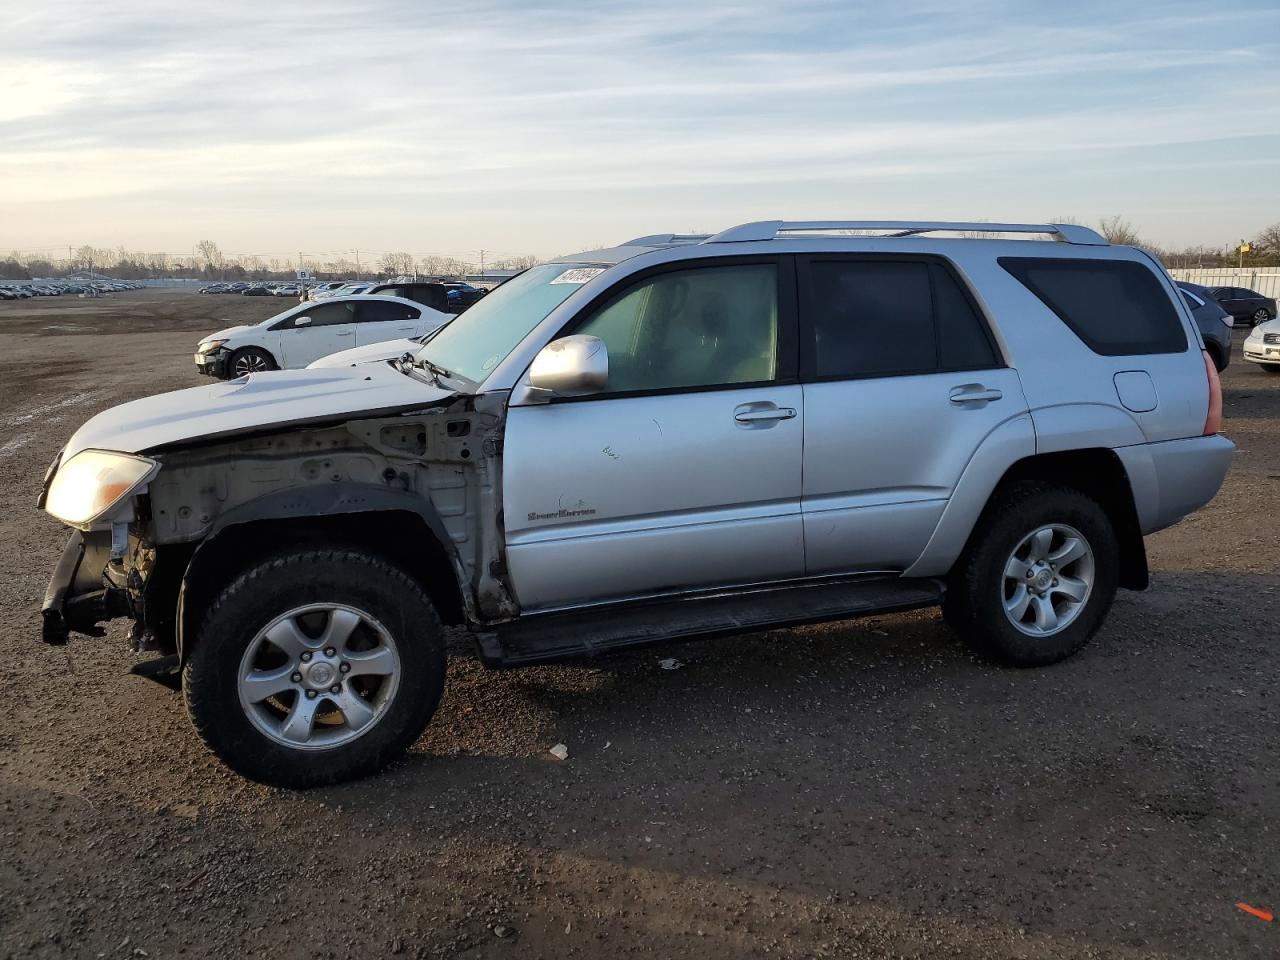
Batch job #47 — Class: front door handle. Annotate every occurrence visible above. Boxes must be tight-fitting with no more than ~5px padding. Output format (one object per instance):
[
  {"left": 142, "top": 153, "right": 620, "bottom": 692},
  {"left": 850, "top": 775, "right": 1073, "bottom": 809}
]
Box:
[
  {"left": 734, "top": 404, "right": 797, "bottom": 424},
  {"left": 949, "top": 385, "right": 1002, "bottom": 405},
  {"left": 335, "top": 331, "right": 353, "bottom": 337}
]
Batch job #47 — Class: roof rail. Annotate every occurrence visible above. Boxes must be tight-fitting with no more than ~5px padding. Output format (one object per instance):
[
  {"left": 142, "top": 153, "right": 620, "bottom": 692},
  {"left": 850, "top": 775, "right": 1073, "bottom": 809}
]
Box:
[
  {"left": 621, "top": 233, "right": 713, "bottom": 247},
  {"left": 704, "top": 220, "right": 1109, "bottom": 246}
]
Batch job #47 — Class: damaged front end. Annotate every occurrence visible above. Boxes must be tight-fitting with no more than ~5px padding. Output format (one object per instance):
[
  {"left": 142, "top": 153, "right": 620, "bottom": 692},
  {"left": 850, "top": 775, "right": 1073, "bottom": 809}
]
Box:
[
  {"left": 39, "top": 390, "right": 519, "bottom": 660},
  {"left": 39, "top": 448, "right": 161, "bottom": 645}
]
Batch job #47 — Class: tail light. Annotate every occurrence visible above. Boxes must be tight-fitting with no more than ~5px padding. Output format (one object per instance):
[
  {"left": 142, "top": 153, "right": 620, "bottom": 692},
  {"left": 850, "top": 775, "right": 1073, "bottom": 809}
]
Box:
[{"left": 1202, "top": 350, "right": 1222, "bottom": 435}]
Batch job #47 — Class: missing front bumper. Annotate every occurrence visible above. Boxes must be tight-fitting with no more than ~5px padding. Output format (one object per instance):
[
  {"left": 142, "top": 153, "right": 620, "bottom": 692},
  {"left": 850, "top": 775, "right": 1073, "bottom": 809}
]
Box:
[
  {"left": 41, "top": 530, "right": 125, "bottom": 644},
  {"left": 194, "top": 350, "right": 230, "bottom": 378}
]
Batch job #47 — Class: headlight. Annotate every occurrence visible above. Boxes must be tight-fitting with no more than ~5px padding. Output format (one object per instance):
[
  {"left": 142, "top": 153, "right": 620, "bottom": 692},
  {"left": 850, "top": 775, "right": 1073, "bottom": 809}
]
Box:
[
  {"left": 1220, "top": 314, "right": 1234, "bottom": 328},
  {"left": 197, "top": 339, "right": 228, "bottom": 354},
  {"left": 45, "top": 450, "right": 158, "bottom": 526}
]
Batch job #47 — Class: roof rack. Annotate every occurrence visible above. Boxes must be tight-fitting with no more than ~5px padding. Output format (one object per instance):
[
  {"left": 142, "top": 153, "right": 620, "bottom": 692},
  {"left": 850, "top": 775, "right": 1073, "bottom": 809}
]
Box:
[
  {"left": 704, "top": 220, "right": 1109, "bottom": 246},
  {"left": 620, "top": 233, "right": 713, "bottom": 247}
]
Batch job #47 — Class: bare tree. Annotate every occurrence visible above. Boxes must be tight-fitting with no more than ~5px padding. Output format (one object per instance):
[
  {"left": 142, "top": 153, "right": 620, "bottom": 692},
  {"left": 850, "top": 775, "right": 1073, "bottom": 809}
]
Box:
[
  {"left": 492, "top": 254, "right": 539, "bottom": 270},
  {"left": 1097, "top": 215, "right": 1142, "bottom": 246},
  {"left": 378, "top": 252, "right": 416, "bottom": 277},
  {"left": 196, "top": 240, "right": 222, "bottom": 269},
  {"left": 1255, "top": 222, "right": 1280, "bottom": 253}
]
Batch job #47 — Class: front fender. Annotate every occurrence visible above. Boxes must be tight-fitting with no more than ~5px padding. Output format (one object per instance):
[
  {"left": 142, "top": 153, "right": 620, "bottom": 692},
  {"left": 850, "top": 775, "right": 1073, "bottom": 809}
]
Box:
[{"left": 174, "top": 482, "right": 470, "bottom": 659}]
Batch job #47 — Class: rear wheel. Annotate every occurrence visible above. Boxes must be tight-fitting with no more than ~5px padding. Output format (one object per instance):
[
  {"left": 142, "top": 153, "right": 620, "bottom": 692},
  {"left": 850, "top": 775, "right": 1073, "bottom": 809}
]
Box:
[
  {"left": 230, "top": 346, "right": 276, "bottom": 377},
  {"left": 943, "top": 484, "right": 1119, "bottom": 666},
  {"left": 183, "top": 549, "right": 445, "bottom": 787},
  {"left": 1253, "top": 308, "right": 1271, "bottom": 327}
]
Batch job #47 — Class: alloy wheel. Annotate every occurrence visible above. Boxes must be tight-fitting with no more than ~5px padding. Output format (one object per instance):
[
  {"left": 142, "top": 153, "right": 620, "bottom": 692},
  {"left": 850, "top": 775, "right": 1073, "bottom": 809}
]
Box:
[
  {"left": 236, "top": 603, "right": 401, "bottom": 750},
  {"left": 1001, "top": 524, "right": 1095, "bottom": 637},
  {"left": 233, "top": 352, "right": 271, "bottom": 376}
]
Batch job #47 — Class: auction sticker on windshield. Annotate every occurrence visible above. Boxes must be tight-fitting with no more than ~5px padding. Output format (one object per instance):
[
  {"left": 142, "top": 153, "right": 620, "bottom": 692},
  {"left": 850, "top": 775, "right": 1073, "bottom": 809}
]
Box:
[{"left": 551, "top": 267, "right": 605, "bottom": 284}]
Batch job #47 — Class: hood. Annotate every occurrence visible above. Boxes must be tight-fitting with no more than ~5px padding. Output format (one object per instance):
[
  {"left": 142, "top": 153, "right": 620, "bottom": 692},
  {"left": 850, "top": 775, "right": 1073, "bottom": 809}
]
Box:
[
  {"left": 198, "top": 323, "right": 255, "bottom": 344},
  {"left": 307, "top": 338, "right": 420, "bottom": 369},
  {"left": 1248, "top": 317, "right": 1279, "bottom": 338},
  {"left": 62, "top": 364, "right": 454, "bottom": 458}
]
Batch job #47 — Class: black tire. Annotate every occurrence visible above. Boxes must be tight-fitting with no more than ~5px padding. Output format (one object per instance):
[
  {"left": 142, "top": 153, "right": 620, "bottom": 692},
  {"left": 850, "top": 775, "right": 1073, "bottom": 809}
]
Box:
[
  {"left": 1205, "top": 343, "right": 1225, "bottom": 372},
  {"left": 228, "top": 346, "right": 277, "bottom": 377},
  {"left": 183, "top": 549, "right": 445, "bottom": 788},
  {"left": 1252, "top": 309, "right": 1270, "bottom": 327},
  {"left": 943, "top": 483, "right": 1119, "bottom": 667},
  {"left": 1262, "top": 364, "right": 1280, "bottom": 375}
]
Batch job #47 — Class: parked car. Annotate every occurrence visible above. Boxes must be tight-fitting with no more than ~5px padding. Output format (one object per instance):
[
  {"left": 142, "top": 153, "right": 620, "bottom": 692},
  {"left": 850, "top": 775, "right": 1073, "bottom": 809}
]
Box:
[
  {"left": 305, "top": 281, "right": 347, "bottom": 301},
  {"left": 192, "top": 295, "right": 451, "bottom": 378},
  {"left": 363, "top": 281, "right": 453, "bottom": 313},
  {"left": 39, "top": 219, "right": 1233, "bottom": 788},
  {"left": 440, "top": 280, "right": 486, "bottom": 309},
  {"left": 1242, "top": 317, "right": 1280, "bottom": 372},
  {"left": 312, "top": 281, "right": 373, "bottom": 301},
  {"left": 1176, "top": 281, "right": 1233, "bottom": 371},
  {"left": 272, "top": 284, "right": 301, "bottom": 298},
  {"left": 1210, "top": 285, "right": 1277, "bottom": 327},
  {"left": 307, "top": 332, "right": 435, "bottom": 369}
]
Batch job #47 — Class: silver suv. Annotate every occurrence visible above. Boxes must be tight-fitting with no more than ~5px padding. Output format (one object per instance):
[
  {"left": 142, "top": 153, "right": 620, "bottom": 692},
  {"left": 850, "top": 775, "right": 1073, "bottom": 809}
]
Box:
[{"left": 39, "top": 220, "right": 1234, "bottom": 787}]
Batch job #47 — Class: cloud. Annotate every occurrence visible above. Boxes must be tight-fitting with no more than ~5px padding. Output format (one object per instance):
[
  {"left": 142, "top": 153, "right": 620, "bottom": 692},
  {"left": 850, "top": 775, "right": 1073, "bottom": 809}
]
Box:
[{"left": 2, "top": 0, "right": 1279, "bottom": 252}]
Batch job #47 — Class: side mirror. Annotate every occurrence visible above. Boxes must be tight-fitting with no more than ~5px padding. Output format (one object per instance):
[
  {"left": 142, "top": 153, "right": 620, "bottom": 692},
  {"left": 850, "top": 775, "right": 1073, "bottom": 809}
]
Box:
[
  {"left": 528, "top": 335, "right": 608, "bottom": 396},
  {"left": 294, "top": 316, "right": 312, "bottom": 327}
]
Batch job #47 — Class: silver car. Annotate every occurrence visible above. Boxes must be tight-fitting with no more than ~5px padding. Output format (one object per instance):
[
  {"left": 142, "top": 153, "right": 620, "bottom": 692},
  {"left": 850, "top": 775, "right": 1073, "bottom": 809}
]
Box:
[{"left": 39, "top": 220, "right": 1233, "bottom": 787}]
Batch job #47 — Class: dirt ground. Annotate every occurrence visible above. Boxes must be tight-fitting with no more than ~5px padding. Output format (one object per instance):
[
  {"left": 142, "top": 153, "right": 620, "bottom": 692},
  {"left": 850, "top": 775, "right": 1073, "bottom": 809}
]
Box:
[{"left": 0, "top": 289, "right": 1276, "bottom": 959}]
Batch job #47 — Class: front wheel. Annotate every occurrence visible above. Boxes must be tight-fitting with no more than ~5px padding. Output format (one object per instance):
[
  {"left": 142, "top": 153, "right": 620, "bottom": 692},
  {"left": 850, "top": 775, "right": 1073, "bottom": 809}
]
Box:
[
  {"left": 1253, "top": 309, "right": 1271, "bottom": 327},
  {"left": 229, "top": 346, "right": 277, "bottom": 377},
  {"left": 943, "top": 484, "right": 1119, "bottom": 666},
  {"left": 183, "top": 549, "right": 445, "bottom": 787}
]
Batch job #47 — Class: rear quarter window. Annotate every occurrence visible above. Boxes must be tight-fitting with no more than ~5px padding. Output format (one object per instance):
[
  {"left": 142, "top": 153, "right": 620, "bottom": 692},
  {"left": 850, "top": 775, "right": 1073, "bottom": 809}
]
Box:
[{"left": 999, "top": 257, "right": 1188, "bottom": 356}]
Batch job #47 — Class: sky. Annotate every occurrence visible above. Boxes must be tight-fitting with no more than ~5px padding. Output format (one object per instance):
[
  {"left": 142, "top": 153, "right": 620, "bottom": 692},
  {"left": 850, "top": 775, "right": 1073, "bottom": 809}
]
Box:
[{"left": 2, "top": 0, "right": 1279, "bottom": 262}]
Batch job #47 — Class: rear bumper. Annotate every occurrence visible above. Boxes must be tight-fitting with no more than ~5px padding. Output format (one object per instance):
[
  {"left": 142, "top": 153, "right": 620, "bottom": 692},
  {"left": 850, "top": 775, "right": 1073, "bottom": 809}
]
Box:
[{"left": 1115, "top": 434, "right": 1235, "bottom": 536}]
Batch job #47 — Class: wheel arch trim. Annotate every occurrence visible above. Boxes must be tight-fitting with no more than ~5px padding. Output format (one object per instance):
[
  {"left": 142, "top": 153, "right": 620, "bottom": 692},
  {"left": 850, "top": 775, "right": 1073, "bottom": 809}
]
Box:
[
  {"left": 174, "top": 483, "right": 472, "bottom": 661},
  {"left": 905, "top": 414, "right": 1037, "bottom": 579}
]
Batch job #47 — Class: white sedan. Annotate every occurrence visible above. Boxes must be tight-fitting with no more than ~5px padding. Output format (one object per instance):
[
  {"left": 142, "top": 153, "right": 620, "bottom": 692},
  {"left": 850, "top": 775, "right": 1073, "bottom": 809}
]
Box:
[
  {"left": 1243, "top": 316, "right": 1280, "bottom": 372},
  {"left": 308, "top": 335, "right": 425, "bottom": 369},
  {"left": 194, "top": 295, "right": 452, "bottom": 379}
]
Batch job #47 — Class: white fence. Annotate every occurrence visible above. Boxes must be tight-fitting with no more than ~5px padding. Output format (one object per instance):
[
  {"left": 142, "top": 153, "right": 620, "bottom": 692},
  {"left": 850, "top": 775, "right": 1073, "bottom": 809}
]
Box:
[{"left": 1167, "top": 267, "right": 1280, "bottom": 298}]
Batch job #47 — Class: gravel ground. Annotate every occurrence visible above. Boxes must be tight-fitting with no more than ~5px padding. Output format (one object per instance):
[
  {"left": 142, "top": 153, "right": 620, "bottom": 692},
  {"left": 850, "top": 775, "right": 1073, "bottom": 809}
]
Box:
[{"left": 1, "top": 290, "right": 1277, "bottom": 959}]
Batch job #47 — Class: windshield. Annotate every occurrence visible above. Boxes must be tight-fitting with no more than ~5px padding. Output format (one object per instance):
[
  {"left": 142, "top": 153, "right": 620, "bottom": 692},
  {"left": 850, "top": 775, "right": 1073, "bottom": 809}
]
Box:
[{"left": 414, "top": 263, "right": 601, "bottom": 384}]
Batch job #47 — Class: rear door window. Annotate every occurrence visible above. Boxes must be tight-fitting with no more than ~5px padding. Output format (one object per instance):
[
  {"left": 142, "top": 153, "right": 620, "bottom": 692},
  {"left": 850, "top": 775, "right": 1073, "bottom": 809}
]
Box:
[
  {"left": 999, "top": 257, "right": 1187, "bottom": 356},
  {"left": 799, "top": 257, "right": 998, "bottom": 379},
  {"left": 358, "top": 300, "right": 419, "bottom": 323}
]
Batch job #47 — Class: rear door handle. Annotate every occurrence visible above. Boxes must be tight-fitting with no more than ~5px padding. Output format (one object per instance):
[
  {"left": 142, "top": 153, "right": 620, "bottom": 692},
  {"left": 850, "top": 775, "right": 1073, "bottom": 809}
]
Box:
[
  {"left": 949, "top": 385, "right": 1002, "bottom": 404},
  {"left": 734, "top": 404, "right": 797, "bottom": 424}
]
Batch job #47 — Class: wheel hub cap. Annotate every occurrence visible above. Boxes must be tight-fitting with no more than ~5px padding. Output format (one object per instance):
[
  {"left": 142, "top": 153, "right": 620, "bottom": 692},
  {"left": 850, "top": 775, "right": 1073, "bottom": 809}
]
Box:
[{"left": 304, "top": 660, "right": 335, "bottom": 688}]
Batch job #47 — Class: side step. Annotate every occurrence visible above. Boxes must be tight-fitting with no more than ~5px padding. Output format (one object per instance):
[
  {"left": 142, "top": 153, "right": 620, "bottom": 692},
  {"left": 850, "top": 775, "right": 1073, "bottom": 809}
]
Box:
[{"left": 482, "top": 576, "right": 943, "bottom": 667}]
